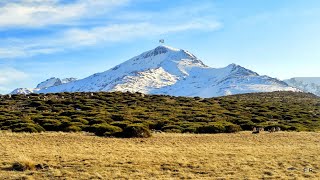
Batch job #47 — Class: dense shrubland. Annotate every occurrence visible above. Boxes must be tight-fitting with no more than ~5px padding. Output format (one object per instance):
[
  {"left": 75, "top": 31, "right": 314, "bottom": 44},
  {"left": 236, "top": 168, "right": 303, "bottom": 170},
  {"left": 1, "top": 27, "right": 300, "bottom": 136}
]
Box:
[{"left": 0, "top": 91, "right": 319, "bottom": 137}]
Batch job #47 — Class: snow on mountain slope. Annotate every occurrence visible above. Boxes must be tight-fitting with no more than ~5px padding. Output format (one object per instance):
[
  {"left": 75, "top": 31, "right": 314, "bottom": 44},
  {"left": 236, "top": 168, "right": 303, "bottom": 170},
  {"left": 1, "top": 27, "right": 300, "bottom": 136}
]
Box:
[
  {"left": 36, "top": 45, "right": 298, "bottom": 97},
  {"left": 10, "top": 77, "right": 77, "bottom": 94},
  {"left": 10, "top": 88, "right": 34, "bottom": 95},
  {"left": 284, "top": 77, "right": 320, "bottom": 96},
  {"left": 112, "top": 67, "right": 179, "bottom": 94},
  {"left": 150, "top": 64, "right": 297, "bottom": 97},
  {"left": 36, "top": 77, "right": 77, "bottom": 89},
  {"left": 36, "top": 77, "right": 63, "bottom": 89},
  {"left": 61, "top": 78, "right": 77, "bottom": 84}
]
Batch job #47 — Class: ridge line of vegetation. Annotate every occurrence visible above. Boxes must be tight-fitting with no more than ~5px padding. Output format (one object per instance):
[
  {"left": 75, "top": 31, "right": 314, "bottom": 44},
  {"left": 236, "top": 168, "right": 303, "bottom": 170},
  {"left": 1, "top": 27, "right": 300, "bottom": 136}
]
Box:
[{"left": 0, "top": 91, "right": 319, "bottom": 137}]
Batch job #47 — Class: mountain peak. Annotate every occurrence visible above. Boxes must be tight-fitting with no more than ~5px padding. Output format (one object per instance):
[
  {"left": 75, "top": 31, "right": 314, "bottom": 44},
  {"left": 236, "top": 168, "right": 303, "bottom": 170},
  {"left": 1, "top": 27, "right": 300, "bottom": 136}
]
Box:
[
  {"left": 10, "top": 88, "right": 34, "bottom": 95},
  {"left": 141, "top": 45, "right": 180, "bottom": 59},
  {"left": 140, "top": 45, "right": 200, "bottom": 61},
  {"left": 155, "top": 45, "right": 180, "bottom": 52},
  {"left": 36, "top": 77, "right": 61, "bottom": 89},
  {"left": 225, "top": 63, "right": 239, "bottom": 70},
  {"left": 154, "top": 45, "right": 197, "bottom": 57},
  {"left": 225, "top": 63, "right": 258, "bottom": 76}
]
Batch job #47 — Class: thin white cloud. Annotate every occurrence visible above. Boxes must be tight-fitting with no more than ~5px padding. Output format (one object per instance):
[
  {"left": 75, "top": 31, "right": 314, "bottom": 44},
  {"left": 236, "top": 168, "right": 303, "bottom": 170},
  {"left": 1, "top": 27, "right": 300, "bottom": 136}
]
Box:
[
  {"left": 0, "top": 42, "right": 60, "bottom": 58},
  {"left": 0, "top": 20, "right": 221, "bottom": 58},
  {"left": 113, "top": 3, "right": 216, "bottom": 22},
  {"left": 0, "top": 0, "right": 129, "bottom": 28},
  {"left": 0, "top": 48, "right": 28, "bottom": 58},
  {"left": 0, "top": 1, "right": 221, "bottom": 58},
  {"left": 62, "top": 21, "right": 221, "bottom": 46}
]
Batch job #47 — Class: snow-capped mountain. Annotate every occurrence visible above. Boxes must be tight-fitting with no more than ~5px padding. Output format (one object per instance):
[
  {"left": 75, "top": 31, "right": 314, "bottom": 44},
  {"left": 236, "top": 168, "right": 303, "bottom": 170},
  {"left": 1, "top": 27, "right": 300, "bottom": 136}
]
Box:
[
  {"left": 36, "top": 77, "right": 77, "bottom": 89},
  {"left": 284, "top": 77, "right": 320, "bottom": 96},
  {"left": 10, "top": 88, "right": 34, "bottom": 95},
  {"left": 11, "top": 77, "right": 77, "bottom": 94},
  {"left": 33, "top": 45, "right": 298, "bottom": 97}
]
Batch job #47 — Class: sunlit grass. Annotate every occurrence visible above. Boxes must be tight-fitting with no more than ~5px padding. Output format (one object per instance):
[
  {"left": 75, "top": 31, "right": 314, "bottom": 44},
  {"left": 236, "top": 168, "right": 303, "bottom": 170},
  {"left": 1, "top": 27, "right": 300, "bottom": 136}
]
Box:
[{"left": 0, "top": 131, "right": 319, "bottom": 179}]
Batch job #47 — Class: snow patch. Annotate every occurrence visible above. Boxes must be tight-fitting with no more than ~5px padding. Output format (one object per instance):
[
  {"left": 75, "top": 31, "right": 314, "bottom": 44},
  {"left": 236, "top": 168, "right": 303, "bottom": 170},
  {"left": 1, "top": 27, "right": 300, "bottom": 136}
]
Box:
[
  {"left": 112, "top": 67, "right": 178, "bottom": 94},
  {"left": 285, "top": 77, "right": 320, "bottom": 96}
]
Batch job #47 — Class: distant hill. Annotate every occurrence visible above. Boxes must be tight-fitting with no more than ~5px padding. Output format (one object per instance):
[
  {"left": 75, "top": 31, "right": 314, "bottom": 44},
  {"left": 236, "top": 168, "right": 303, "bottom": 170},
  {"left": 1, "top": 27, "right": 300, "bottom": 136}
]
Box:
[
  {"left": 284, "top": 77, "right": 320, "bottom": 96},
  {"left": 0, "top": 91, "right": 319, "bottom": 135}
]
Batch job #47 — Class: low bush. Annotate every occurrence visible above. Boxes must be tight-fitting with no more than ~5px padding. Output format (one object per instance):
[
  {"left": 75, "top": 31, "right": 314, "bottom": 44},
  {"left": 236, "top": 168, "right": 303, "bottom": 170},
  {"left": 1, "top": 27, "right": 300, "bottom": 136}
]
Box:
[
  {"left": 110, "top": 121, "right": 131, "bottom": 129},
  {"left": 162, "top": 125, "right": 183, "bottom": 133},
  {"left": 111, "top": 114, "right": 125, "bottom": 121},
  {"left": 196, "top": 123, "right": 226, "bottom": 134},
  {"left": 225, "top": 124, "right": 242, "bottom": 133},
  {"left": 120, "top": 124, "right": 151, "bottom": 138},
  {"left": 11, "top": 123, "right": 45, "bottom": 133},
  {"left": 91, "top": 123, "right": 123, "bottom": 136},
  {"left": 65, "top": 125, "right": 82, "bottom": 132},
  {"left": 71, "top": 118, "right": 89, "bottom": 125}
]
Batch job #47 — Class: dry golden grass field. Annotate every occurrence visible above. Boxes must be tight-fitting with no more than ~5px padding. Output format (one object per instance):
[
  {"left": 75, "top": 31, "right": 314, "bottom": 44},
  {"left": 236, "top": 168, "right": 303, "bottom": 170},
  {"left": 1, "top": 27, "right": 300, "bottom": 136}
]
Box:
[{"left": 0, "top": 131, "right": 319, "bottom": 180}]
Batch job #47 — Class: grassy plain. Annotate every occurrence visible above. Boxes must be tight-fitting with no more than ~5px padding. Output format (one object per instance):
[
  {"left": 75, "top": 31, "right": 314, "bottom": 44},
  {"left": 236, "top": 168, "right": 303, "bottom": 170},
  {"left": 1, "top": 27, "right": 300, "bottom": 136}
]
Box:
[{"left": 0, "top": 131, "right": 319, "bottom": 179}]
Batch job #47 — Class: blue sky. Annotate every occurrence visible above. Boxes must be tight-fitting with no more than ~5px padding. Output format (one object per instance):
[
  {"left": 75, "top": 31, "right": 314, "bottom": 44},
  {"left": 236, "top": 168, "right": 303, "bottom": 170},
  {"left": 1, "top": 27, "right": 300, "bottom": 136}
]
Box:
[{"left": 0, "top": 0, "right": 319, "bottom": 94}]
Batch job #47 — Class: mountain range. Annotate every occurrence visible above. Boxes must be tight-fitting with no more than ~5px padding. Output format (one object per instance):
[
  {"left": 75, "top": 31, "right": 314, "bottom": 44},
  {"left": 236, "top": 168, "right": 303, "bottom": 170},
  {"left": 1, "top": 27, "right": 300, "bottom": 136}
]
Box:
[
  {"left": 11, "top": 45, "right": 301, "bottom": 97},
  {"left": 284, "top": 77, "right": 320, "bottom": 96}
]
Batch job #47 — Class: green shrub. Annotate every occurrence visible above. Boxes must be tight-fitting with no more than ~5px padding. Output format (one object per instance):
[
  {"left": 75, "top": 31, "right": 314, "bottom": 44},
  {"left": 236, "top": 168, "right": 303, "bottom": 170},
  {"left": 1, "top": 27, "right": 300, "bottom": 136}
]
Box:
[
  {"left": 11, "top": 123, "right": 44, "bottom": 133},
  {"left": 13, "top": 127, "right": 38, "bottom": 133},
  {"left": 225, "top": 124, "right": 242, "bottom": 133},
  {"left": 196, "top": 123, "right": 226, "bottom": 134},
  {"left": 32, "top": 124, "right": 45, "bottom": 132},
  {"left": 87, "top": 118, "right": 106, "bottom": 125},
  {"left": 59, "top": 111, "right": 78, "bottom": 116},
  {"left": 149, "top": 120, "right": 170, "bottom": 130},
  {"left": 110, "top": 121, "right": 131, "bottom": 129},
  {"left": 182, "top": 126, "right": 198, "bottom": 133},
  {"left": 91, "top": 123, "right": 123, "bottom": 136},
  {"left": 65, "top": 125, "right": 82, "bottom": 132},
  {"left": 71, "top": 118, "right": 89, "bottom": 125},
  {"left": 162, "top": 125, "right": 183, "bottom": 133},
  {"left": 36, "top": 106, "right": 49, "bottom": 111},
  {"left": 35, "top": 118, "right": 61, "bottom": 131},
  {"left": 120, "top": 124, "right": 151, "bottom": 138},
  {"left": 111, "top": 114, "right": 125, "bottom": 121},
  {"left": 29, "top": 101, "right": 42, "bottom": 107},
  {"left": 237, "top": 120, "right": 255, "bottom": 131},
  {"left": 164, "top": 128, "right": 182, "bottom": 133}
]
